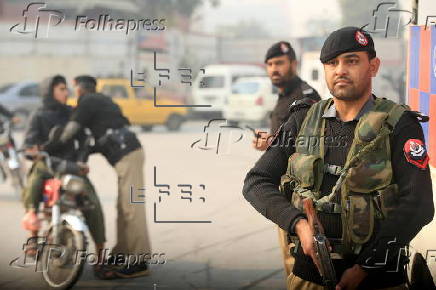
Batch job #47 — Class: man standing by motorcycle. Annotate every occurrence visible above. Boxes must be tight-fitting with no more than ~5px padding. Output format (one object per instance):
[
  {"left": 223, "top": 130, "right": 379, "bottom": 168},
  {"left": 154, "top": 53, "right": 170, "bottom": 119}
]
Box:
[
  {"left": 20, "top": 75, "right": 107, "bottom": 276},
  {"left": 58, "top": 75, "right": 151, "bottom": 279}
]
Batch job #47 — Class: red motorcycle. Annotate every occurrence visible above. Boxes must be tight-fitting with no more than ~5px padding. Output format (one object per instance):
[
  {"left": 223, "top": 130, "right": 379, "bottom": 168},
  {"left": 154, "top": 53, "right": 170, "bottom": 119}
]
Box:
[{"left": 29, "top": 134, "right": 94, "bottom": 289}]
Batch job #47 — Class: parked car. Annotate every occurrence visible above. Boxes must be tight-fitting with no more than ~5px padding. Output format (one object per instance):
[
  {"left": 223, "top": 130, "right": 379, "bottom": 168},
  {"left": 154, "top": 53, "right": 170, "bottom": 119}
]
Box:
[
  {"left": 223, "top": 77, "right": 278, "bottom": 127},
  {"left": 0, "top": 81, "right": 41, "bottom": 129},
  {"left": 67, "top": 78, "right": 188, "bottom": 131},
  {"left": 191, "top": 64, "right": 266, "bottom": 119}
]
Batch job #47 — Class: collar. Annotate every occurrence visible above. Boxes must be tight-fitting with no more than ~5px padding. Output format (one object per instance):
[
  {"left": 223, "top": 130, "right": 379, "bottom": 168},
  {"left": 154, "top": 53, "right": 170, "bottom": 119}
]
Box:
[
  {"left": 78, "top": 92, "right": 95, "bottom": 104},
  {"left": 322, "top": 95, "right": 375, "bottom": 121},
  {"left": 279, "top": 76, "right": 302, "bottom": 97}
]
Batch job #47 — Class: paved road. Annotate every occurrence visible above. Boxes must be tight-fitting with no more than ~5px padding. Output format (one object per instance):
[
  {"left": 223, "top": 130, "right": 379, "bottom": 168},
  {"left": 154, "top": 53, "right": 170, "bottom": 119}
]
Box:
[
  {"left": 0, "top": 120, "right": 434, "bottom": 289},
  {"left": 0, "top": 121, "right": 286, "bottom": 290}
]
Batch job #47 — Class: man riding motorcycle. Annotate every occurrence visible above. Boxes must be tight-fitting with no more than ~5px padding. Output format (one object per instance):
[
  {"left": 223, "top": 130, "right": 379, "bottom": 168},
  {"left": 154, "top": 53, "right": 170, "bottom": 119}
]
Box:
[{"left": 20, "top": 75, "right": 107, "bottom": 276}]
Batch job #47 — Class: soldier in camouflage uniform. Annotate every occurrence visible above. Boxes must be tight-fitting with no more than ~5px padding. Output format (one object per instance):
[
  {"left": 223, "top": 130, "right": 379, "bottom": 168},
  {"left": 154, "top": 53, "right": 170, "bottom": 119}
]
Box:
[{"left": 243, "top": 27, "right": 434, "bottom": 289}]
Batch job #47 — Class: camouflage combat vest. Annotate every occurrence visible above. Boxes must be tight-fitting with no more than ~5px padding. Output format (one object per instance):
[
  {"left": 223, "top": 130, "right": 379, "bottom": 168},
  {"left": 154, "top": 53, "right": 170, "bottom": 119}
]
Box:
[{"left": 280, "top": 97, "right": 409, "bottom": 255}]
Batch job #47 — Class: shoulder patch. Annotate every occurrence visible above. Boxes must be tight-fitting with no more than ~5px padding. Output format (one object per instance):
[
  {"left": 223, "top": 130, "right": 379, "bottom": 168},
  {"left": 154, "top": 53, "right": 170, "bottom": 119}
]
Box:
[
  {"left": 288, "top": 97, "right": 318, "bottom": 114},
  {"left": 300, "top": 81, "right": 319, "bottom": 98},
  {"left": 407, "top": 111, "right": 429, "bottom": 123},
  {"left": 403, "top": 139, "right": 429, "bottom": 169}
]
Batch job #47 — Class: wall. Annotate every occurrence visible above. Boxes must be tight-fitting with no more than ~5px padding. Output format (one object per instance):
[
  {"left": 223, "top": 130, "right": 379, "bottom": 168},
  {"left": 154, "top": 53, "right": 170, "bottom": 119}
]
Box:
[{"left": 407, "top": 25, "right": 436, "bottom": 166}]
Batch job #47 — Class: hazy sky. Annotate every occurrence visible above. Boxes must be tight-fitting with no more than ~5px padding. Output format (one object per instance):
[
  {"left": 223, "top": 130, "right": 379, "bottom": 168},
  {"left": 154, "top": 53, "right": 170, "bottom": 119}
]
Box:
[
  {"left": 197, "top": 0, "right": 341, "bottom": 38},
  {"left": 195, "top": 0, "right": 420, "bottom": 38}
]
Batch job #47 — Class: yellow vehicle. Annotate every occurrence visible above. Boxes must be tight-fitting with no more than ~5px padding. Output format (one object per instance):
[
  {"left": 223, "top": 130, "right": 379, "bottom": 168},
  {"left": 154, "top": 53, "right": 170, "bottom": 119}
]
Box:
[{"left": 68, "top": 78, "right": 188, "bottom": 131}]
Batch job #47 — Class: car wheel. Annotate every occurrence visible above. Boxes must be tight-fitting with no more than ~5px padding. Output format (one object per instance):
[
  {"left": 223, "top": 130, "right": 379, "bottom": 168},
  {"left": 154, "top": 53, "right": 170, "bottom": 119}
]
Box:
[
  {"left": 166, "top": 114, "right": 184, "bottom": 131},
  {"left": 141, "top": 125, "right": 153, "bottom": 132},
  {"left": 227, "top": 120, "right": 239, "bottom": 127}
]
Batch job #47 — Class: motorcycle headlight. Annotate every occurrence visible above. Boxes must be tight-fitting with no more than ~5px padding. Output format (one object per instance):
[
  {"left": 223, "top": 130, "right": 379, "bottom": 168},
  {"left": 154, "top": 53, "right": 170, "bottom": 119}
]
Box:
[{"left": 61, "top": 174, "right": 86, "bottom": 195}]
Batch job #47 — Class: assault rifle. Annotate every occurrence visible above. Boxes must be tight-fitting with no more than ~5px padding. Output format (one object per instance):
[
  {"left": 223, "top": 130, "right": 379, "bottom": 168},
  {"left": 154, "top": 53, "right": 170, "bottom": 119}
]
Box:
[{"left": 303, "top": 198, "right": 337, "bottom": 290}]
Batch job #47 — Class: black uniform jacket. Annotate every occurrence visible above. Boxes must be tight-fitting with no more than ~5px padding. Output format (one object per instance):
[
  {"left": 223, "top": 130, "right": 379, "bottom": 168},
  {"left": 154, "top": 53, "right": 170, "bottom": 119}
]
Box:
[
  {"left": 270, "top": 76, "right": 321, "bottom": 133},
  {"left": 70, "top": 93, "right": 141, "bottom": 166},
  {"left": 24, "top": 96, "right": 81, "bottom": 162}
]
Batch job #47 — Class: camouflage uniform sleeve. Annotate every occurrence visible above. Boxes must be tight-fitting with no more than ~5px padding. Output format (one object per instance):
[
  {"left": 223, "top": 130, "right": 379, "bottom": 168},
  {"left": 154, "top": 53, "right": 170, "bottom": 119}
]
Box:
[
  {"left": 242, "top": 107, "right": 310, "bottom": 231},
  {"left": 356, "top": 112, "right": 434, "bottom": 272}
]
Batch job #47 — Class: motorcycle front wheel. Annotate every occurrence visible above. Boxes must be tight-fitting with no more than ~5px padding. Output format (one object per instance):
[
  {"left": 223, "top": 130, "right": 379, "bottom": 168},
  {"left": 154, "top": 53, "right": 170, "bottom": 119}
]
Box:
[{"left": 41, "top": 222, "right": 87, "bottom": 290}]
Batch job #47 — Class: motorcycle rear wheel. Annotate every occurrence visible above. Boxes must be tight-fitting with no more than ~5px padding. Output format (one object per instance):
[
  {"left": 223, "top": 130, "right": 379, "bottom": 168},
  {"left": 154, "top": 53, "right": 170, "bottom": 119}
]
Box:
[{"left": 41, "top": 222, "right": 87, "bottom": 290}]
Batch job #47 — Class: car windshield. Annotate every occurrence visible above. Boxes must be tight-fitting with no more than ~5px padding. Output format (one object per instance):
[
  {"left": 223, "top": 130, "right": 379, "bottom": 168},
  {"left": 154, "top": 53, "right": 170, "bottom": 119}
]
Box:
[
  {"left": 0, "top": 83, "right": 13, "bottom": 94},
  {"left": 231, "top": 82, "right": 260, "bottom": 94}
]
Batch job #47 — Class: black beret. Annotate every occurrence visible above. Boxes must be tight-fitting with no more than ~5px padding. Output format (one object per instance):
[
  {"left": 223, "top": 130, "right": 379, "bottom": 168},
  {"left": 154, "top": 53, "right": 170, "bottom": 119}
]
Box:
[
  {"left": 320, "top": 26, "right": 376, "bottom": 63},
  {"left": 265, "top": 41, "right": 296, "bottom": 63}
]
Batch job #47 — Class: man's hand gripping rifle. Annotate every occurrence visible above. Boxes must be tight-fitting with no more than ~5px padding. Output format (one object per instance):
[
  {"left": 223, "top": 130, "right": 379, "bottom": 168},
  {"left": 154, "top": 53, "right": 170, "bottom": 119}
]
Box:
[{"left": 303, "top": 198, "right": 337, "bottom": 290}]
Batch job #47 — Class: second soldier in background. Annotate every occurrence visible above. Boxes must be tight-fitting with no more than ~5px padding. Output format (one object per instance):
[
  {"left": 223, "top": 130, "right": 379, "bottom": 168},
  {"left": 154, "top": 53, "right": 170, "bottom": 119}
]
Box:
[
  {"left": 251, "top": 41, "right": 321, "bottom": 278},
  {"left": 253, "top": 41, "right": 320, "bottom": 151}
]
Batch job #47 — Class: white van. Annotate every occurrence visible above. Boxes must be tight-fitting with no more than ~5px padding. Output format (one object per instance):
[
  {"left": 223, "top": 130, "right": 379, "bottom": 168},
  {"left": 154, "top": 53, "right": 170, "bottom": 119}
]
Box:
[
  {"left": 300, "top": 51, "right": 331, "bottom": 100},
  {"left": 223, "top": 76, "right": 278, "bottom": 127},
  {"left": 191, "top": 64, "right": 266, "bottom": 118}
]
